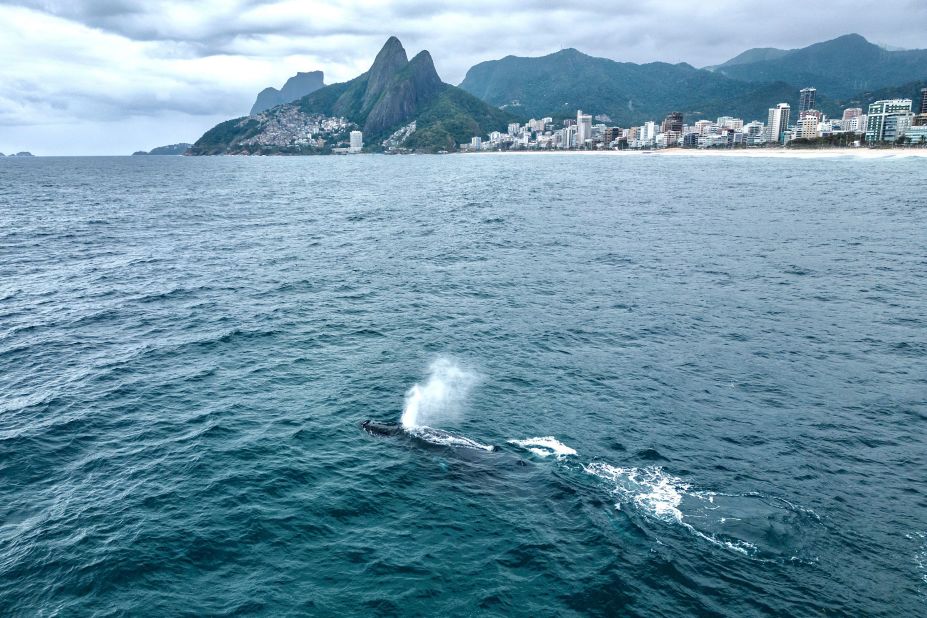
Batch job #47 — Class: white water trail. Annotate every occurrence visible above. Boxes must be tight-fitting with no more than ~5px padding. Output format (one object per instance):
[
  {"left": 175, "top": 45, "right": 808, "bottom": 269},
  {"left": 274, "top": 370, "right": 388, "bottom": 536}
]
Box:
[{"left": 400, "top": 358, "right": 479, "bottom": 429}]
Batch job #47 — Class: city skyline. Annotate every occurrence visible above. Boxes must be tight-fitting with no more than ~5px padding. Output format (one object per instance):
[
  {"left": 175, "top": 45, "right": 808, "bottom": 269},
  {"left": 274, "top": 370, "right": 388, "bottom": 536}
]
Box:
[{"left": 2, "top": 0, "right": 927, "bottom": 155}]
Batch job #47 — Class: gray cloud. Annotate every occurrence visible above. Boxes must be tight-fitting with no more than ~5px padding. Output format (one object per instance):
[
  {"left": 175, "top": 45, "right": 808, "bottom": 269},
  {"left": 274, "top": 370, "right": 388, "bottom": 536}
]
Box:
[{"left": 1, "top": 0, "right": 924, "bottom": 154}]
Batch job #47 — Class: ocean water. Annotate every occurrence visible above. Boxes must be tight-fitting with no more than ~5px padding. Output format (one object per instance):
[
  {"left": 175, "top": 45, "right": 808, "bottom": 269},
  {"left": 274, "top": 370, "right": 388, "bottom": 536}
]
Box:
[{"left": 1, "top": 153, "right": 925, "bottom": 616}]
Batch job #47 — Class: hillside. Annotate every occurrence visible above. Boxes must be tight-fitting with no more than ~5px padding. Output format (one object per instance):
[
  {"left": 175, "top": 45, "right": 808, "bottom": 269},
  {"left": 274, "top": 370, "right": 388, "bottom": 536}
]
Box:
[
  {"left": 459, "top": 48, "right": 800, "bottom": 125},
  {"left": 132, "top": 143, "right": 192, "bottom": 156},
  {"left": 710, "top": 34, "right": 927, "bottom": 98},
  {"left": 191, "top": 37, "right": 511, "bottom": 155}
]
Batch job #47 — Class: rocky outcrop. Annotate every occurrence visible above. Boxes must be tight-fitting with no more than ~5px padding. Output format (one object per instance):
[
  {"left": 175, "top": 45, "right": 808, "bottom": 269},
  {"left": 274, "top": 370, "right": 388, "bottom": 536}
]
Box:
[
  {"left": 364, "top": 49, "right": 443, "bottom": 136},
  {"left": 251, "top": 71, "right": 325, "bottom": 115},
  {"left": 133, "top": 143, "right": 192, "bottom": 155},
  {"left": 191, "top": 37, "right": 512, "bottom": 154}
]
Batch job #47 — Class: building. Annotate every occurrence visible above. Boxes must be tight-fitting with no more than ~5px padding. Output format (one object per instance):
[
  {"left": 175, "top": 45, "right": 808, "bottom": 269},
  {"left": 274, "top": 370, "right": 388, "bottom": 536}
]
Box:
[
  {"left": 800, "top": 109, "right": 822, "bottom": 122},
  {"left": 470, "top": 136, "right": 482, "bottom": 151},
  {"left": 866, "top": 99, "right": 913, "bottom": 143},
  {"left": 841, "top": 108, "right": 865, "bottom": 132},
  {"left": 603, "top": 127, "right": 623, "bottom": 145},
  {"left": 915, "top": 89, "right": 927, "bottom": 126},
  {"left": 640, "top": 121, "right": 656, "bottom": 145},
  {"left": 576, "top": 111, "right": 593, "bottom": 147},
  {"left": 661, "top": 112, "right": 684, "bottom": 134},
  {"left": 744, "top": 121, "right": 766, "bottom": 146},
  {"left": 561, "top": 125, "right": 577, "bottom": 149},
  {"left": 349, "top": 130, "right": 363, "bottom": 153},
  {"left": 767, "top": 103, "right": 791, "bottom": 144},
  {"left": 798, "top": 116, "right": 819, "bottom": 139},
  {"left": 903, "top": 124, "right": 927, "bottom": 143},
  {"left": 799, "top": 88, "right": 817, "bottom": 113},
  {"left": 693, "top": 120, "right": 712, "bottom": 136},
  {"left": 717, "top": 116, "right": 744, "bottom": 131}
]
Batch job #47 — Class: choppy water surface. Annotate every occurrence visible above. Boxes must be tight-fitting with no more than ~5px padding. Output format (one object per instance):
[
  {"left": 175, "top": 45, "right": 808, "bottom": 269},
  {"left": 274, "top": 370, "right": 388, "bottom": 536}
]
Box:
[{"left": 1, "top": 154, "right": 925, "bottom": 616}]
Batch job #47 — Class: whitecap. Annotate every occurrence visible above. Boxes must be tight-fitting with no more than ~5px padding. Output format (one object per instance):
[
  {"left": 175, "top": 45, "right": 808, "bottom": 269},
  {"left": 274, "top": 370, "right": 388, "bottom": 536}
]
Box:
[
  {"left": 508, "top": 436, "right": 577, "bottom": 458},
  {"left": 583, "top": 462, "right": 686, "bottom": 523}
]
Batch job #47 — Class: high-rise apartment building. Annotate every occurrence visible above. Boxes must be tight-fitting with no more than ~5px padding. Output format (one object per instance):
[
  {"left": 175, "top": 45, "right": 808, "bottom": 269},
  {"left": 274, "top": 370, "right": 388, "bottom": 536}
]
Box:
[
  {"left": 561, "top": 125, "right": 577, "bottom": 149},
  {"left": 799, "top": 88, "right": 817, "bottom": 113},
  {"left": 603, "top": 127, "right": 622, "bottom": 145},
  {"left": 349, "top": 130, "right": 363, "bottom": 153},
  {"left": 915, "top": 88, "right": 927, "bottom": 126},
  {"left": 798, "top": 116, "right": 819, "bottom": 139},
  {"left": 661, "top": 112, "right": 684, "bottom": 134},
  {"left": 866, "top": 99, "right": 913, "bottom": 142},
  {"left": 576, "top": 111, "right": 593, "bottom": 146},
  {"left": 767, "top": 103, "right": 791, "bottom": 144},
  {"left": 640, "top": 121, "right": 656, "bottom": 144}
]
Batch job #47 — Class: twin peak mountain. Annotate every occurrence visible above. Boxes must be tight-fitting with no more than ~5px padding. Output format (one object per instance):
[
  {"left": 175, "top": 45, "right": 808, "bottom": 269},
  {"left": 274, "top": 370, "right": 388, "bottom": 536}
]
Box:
[{"left": 192, "top": 37, "right": 510, "bottom": 154}]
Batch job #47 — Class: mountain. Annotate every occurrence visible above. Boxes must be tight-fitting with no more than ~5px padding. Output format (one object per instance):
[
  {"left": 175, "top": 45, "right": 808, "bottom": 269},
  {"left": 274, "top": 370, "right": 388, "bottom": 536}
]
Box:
[
  {"left": 710, "top": 34, "right": 927, "bottom": 98},
  {"left": 459, "top": 47, "right": 798, "bottom": 125},
  {"left": 132, "top": 143, "right": 192, "bottom": 156},
  {"left": 712, "top": 47, "right": 790, "bottom": 68},
  {"left": 829, "top": 80, "right": 927, "bottom": 112},
  {"left": 250, "top": 71, "right": 325, "bottom": 115},
  {"left": 191, "top": 37, "right": 512, "bottom": 155}
]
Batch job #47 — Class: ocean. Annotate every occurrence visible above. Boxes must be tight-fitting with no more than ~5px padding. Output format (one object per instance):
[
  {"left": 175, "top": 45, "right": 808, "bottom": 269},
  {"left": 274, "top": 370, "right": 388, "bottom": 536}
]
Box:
[{"left": 1, "top": 154, "right": 925, "bottom": 616}]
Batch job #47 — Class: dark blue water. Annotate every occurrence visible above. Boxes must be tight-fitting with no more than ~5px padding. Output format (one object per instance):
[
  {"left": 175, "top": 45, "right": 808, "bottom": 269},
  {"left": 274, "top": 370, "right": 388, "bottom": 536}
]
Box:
[{"left": 1, "top": 154, "right": 925, "bottom": 616}]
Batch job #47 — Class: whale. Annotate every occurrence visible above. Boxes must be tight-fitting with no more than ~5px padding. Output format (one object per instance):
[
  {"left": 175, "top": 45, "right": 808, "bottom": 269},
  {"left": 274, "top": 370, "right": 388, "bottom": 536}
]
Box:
[
  {"left": 361, "top": 420, "right": 403, "bottom": 437},
  {"left": 361, "top": 419, "right": 497, "bottom": 452}
]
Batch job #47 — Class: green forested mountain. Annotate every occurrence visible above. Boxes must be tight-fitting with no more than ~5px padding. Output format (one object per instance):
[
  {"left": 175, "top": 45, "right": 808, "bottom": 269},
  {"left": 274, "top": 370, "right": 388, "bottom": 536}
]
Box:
[
  {"left": 710, "top": 34, "right": 927, "bottom": 98},
  {"left": 459, "top": 48, "right": 799, "bottom": 125},
  {"left": 191, "top": 37, "right": 512, "bottom": 154},
  {"left": 458, "top": 34, "right": 927, "bottom": 126}
]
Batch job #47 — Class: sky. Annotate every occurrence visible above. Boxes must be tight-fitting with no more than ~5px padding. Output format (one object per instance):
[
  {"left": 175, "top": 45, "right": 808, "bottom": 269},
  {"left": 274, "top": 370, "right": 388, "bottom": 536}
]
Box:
[{"left": 1, "top": 0, "right": 924, "bottom": 155}]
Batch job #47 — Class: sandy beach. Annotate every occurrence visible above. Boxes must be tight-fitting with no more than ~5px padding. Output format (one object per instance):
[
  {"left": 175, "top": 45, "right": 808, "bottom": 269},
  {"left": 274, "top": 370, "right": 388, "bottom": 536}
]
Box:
[{"left": 478, "top": 148, "right": 927, "bottom": 160}]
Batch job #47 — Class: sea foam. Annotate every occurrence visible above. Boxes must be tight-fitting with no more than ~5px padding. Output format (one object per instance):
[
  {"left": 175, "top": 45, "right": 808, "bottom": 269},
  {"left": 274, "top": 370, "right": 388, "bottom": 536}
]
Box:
[{"left": 508, "top": 436, "right": 577, "bottom": 459}]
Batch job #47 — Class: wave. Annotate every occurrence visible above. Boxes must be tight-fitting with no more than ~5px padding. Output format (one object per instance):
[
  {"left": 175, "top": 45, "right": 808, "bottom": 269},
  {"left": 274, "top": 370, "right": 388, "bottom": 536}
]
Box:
[{"left": 508, "top": 436, "right": 577, "bottom": 459}]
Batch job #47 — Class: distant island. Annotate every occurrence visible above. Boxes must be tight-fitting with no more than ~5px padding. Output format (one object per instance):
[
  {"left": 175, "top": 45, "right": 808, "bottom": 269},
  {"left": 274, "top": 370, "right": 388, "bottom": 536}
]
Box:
[
  {"left": 0, "top": 152, "right": 34, "bottom": 157},
  {"left": 251, "top": 71, "right": 325, "bottom": 115},
  {"left": 132, "top": 143, "right": 192, "bottom": 156}
]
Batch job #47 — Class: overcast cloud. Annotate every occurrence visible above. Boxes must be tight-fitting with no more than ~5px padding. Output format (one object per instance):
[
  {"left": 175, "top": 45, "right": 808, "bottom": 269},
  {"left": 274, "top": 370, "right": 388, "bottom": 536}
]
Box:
[{"left": 1, "top": 0, "right": 924, "bottom": 155}]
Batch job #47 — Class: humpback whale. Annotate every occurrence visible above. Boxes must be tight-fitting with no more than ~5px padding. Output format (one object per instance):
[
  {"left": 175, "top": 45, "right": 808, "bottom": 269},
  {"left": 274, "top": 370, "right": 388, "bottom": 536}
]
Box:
[
  {"left": 361, "top": 420, "right": 497, "bottom": 452},
  {"left": 361, "top": 420, "right": 403, "bottom": 437}
]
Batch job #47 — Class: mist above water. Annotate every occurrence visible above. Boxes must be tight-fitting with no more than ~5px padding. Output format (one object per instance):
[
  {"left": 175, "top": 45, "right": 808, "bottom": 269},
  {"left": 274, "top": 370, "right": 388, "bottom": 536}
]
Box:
[{"left": 400, "top": 358, "right": 479, "bottom": 429}]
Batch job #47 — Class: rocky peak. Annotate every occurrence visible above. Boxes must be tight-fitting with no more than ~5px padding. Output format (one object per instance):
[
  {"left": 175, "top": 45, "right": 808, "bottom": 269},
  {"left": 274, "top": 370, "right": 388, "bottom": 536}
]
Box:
[
  {"left": 364, "top": 36, "right": 409, "bottom": 109},
  {"left": 407, "top": 50, "right": 442, "bottom": 98}
]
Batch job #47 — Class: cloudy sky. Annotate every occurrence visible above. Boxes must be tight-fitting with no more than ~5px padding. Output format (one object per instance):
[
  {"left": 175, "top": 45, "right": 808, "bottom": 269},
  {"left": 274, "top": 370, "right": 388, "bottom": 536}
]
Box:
[{"left": 1, "top": 0, "right": 924, "bottom": 155}]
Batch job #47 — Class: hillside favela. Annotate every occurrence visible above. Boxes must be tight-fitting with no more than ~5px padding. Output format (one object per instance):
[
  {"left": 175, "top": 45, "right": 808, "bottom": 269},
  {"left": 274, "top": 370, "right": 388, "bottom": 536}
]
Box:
[{"left": 2, "top": 3, "right": 926, "bottom": 617}]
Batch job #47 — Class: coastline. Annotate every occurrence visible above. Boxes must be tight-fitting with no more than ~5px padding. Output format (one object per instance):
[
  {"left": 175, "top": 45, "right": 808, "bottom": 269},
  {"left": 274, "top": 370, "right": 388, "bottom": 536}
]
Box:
[{"left": 474, "top": 148, "right": 927, "bottom": 160}]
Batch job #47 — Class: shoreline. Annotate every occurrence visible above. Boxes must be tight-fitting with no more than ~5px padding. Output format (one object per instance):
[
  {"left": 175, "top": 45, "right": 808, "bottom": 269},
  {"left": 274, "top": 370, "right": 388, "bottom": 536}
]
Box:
[{"left": 471, "top": 148, "right": 927, "bottom": 160}]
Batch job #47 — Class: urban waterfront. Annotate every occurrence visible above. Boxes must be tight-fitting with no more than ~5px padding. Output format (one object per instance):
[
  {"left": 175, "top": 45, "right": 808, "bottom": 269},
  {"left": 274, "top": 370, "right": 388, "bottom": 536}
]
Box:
[
  {"left": 462, "top": 86, "right": 927, "bottom": 154},
  {"left": 1, "top": 155, "right": 925, "bottom": 616}
]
